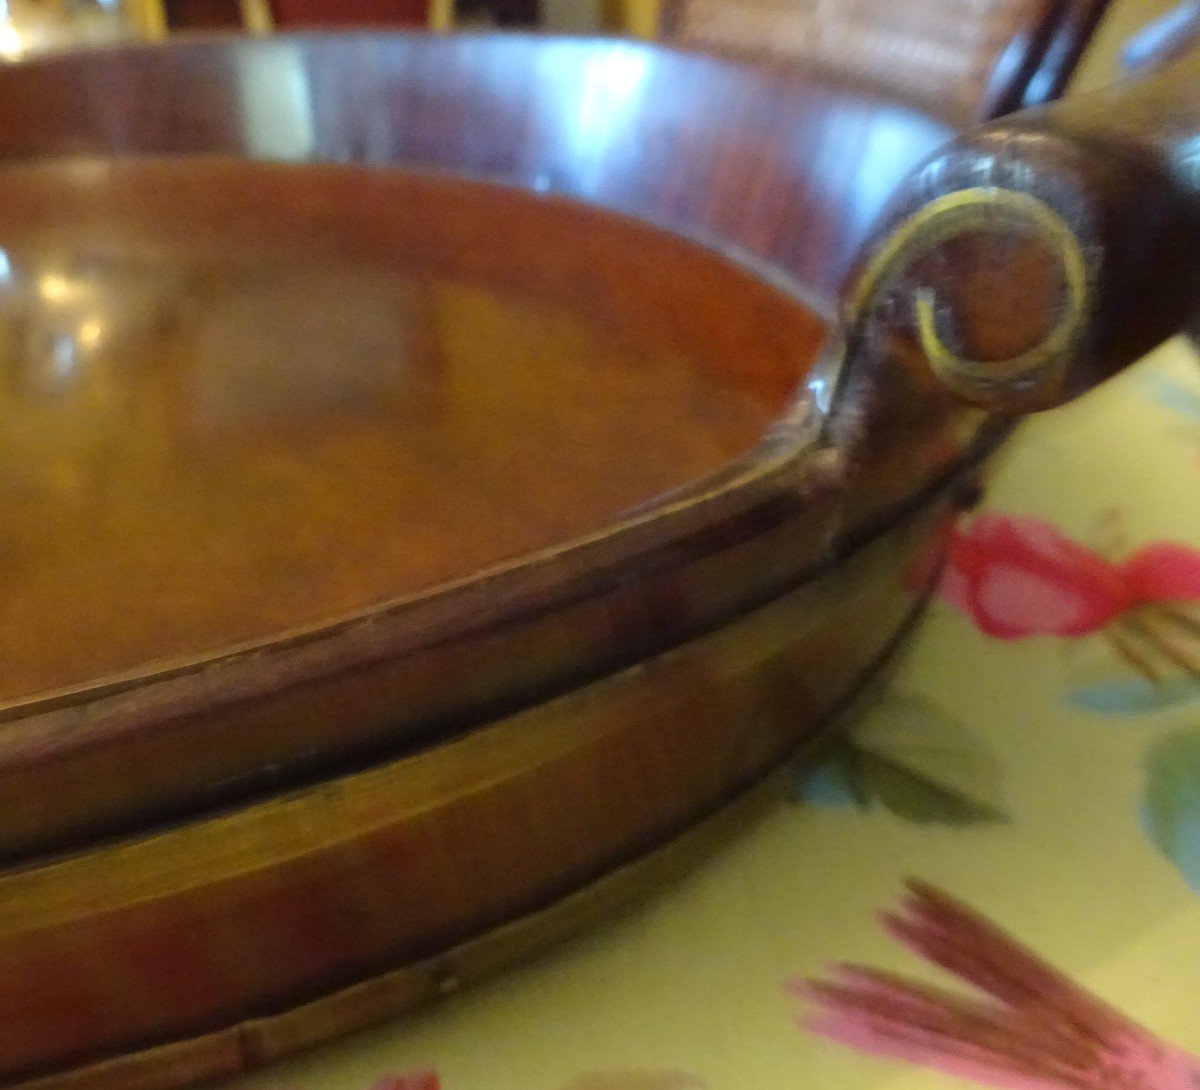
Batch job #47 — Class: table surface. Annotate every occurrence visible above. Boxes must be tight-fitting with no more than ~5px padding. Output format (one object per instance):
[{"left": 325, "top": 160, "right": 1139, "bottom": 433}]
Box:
[{"left": 217, "top": 333, "right": 1200, "bottom": 1090}]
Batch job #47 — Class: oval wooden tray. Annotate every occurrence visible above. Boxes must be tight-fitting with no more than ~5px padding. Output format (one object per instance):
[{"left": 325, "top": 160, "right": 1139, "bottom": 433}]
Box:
[
  {"left": 0, "top": 33, "right": 977, "bottom": 861},
  {"left": 0, "top": 28, "right": 1098, "bottom": 1090},
  {"left": 0, "top": 16, "right": 1195, "bottom": 1089}
]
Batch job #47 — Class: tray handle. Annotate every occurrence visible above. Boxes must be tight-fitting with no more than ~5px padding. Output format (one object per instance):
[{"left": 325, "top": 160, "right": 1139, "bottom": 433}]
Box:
[{"left": 835, "top": 48, "right": 1200, "bottom": 416}]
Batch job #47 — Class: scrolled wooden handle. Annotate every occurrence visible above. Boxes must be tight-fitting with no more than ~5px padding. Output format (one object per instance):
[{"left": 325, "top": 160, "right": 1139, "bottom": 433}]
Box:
[{"left": 841, "top": 49, "right": 1200, "bottom": 414}]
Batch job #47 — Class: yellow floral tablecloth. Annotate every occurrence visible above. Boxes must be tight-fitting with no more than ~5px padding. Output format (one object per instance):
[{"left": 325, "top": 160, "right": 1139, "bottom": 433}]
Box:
[{"left": 220, "top": 335, "right": 1200, "bottom": 1090}]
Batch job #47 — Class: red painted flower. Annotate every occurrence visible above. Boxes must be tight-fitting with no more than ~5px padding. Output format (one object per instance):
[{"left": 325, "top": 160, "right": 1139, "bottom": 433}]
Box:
[{"left": 937, "top": 514, "right": 1200, "bottom": 639}]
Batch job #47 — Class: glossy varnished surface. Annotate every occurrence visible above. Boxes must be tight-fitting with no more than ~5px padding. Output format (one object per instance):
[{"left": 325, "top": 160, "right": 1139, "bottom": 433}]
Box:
[
  {"left": 0, "top": 30, "right": 1145, "bottom": 1090},
  {"left": 0, "top": 34, "right": 955, "bottom": 304},
  {"left": 0, "top": 157, "right": 819, "bottom": 701},
  {"left": 0, "top": 492, "right": 944, "bottom": 1088},
  {"left": 0, "top": 35, "right": 966, "bottom": 862},
  {"left": 835, "top": 47, "right": 1200, "bottom": 427}
]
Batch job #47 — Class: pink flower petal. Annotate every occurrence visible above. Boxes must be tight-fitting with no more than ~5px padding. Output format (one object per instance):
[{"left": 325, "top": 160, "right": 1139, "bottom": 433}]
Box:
[
  {"left": 371, "top": 1072, "right": 441, "bottom": 1090},
  {"left": 940, "top": 514, "right": 1133, "bottom": 637},
  {"left": 937, "top": 560, "right": 974, "bottom": 616},
  {"left": 969, "top": 563, "right": 1126, "bottom": 638},
  {"left": 794, "top": 883, "right": 1200, "bottom": 1090},
  {"left": 1121, "top": 542, "right": 1200, "bottom": 603},
  {"left": 804, "top": 1006, "right": 1081, "bottom": 1090}
]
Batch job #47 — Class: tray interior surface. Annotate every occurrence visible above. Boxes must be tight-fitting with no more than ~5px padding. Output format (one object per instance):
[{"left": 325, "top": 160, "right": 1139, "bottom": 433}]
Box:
[{"left": 0, "top": 155, "right": 828, "bottom": 704}]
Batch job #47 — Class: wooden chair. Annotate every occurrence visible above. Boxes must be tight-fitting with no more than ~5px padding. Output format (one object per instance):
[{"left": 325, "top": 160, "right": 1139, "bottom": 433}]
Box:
[{"left": 657, "top": 0, "right": 1114, "bottom": 122}]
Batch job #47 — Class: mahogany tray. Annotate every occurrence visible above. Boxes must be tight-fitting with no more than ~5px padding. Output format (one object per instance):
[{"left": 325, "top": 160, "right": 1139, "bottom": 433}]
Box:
[{"left": 0, "top": 31, "right": 1195, "bottom": 1090}]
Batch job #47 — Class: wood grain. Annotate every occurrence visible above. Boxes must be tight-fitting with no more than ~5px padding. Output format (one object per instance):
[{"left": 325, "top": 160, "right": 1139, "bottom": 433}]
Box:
[
  {"left": 0, "top": 499, "right": 941, "bottom": 1086},
  {"left": 16, "top": 760, "right": 798, "bottom": 1090}
]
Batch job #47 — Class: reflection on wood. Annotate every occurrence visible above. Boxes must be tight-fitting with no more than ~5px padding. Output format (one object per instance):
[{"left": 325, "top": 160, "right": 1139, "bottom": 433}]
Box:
[{"left": 0, "top": 160, "right": 806, "bottom": 703}]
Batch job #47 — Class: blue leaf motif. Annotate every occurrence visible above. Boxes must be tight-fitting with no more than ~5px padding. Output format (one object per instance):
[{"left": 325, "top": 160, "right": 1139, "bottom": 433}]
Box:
[
  {"left": 793, "top": 750, "right": 864, "bottom": 809},
  {"left": 1142, "top": 727, "right": 1200, "bottom": 893},
  {"left": 1067, "top": 676, "right": 1200, "bottom": 715},
  {"left": 1138, "top": 370, "right": 1200, "bottom": 420}
]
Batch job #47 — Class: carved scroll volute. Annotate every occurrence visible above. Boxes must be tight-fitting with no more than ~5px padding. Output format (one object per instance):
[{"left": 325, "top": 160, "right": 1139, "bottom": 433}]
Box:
[{"left": 835, "top": 49, "right": 1200, "bottom": 419}]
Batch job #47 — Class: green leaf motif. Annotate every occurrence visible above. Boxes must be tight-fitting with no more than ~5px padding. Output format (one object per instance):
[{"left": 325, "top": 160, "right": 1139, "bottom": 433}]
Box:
[
  {"left": 855, "top": 749, "right": 1005, "bottom": 824},
  {"left": 796, "top": 693, "right": 1007, "bottom": 825},
  {"left": 1142, "top": 727, "right": 1200, "bottom": 894}
]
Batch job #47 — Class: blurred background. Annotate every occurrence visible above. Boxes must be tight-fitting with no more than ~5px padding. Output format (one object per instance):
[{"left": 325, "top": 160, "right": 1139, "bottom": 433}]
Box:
[{"left": 0, "top": 0, "right": 1186, "bottom": 89}]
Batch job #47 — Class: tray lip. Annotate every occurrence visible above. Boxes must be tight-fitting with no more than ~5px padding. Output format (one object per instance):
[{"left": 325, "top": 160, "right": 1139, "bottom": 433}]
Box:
[{"left": 0, "top": 396, "right": 822, "bottom": 726}]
